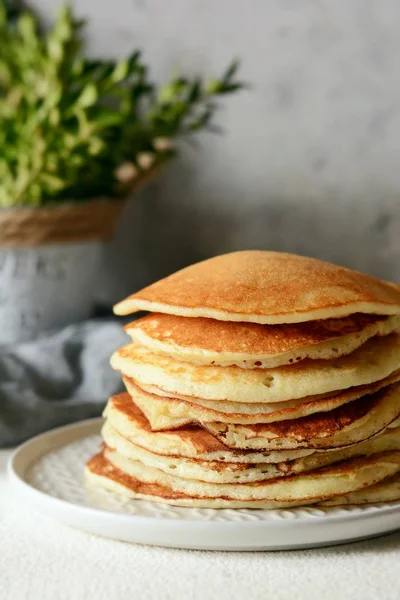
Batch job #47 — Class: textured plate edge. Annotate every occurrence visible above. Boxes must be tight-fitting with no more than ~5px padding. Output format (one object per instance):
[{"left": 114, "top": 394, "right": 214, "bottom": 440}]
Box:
[{"left": 7, "top": 418, "right": 400, "bottom": 551}]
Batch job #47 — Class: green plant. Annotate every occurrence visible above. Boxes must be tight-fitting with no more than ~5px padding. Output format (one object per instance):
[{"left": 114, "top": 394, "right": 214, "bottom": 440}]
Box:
[{"left": 0, "top": 1, "right": 244, "bottom": 207}]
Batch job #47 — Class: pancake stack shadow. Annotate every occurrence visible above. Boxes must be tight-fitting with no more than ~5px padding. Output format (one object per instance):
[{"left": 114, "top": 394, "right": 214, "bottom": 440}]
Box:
[{"left": 86, "top": 251, "right": 400, "bottom": 509}]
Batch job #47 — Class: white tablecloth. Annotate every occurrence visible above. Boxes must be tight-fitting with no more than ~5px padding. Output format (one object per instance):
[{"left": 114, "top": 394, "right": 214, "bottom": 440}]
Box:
[{"left": 1, "top": 447, "right": 399, "bottom": 600}]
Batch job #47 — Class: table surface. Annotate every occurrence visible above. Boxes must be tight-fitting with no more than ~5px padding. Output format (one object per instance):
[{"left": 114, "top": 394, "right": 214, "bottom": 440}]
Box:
[{"left": 1, "top": 447, "right": 400, "bottom": 600}]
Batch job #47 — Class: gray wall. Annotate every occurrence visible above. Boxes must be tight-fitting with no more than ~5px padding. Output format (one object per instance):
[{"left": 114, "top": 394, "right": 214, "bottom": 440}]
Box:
[{"left": 34, "top": 0, "right": 400, "bottom": 302}]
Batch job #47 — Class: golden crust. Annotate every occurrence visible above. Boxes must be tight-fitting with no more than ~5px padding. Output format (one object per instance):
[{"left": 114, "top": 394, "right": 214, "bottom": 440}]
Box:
[
  {"left": 126, "top": 313, "right": 399, "bottom": 368},
  {"left": 102, "top": 420, "right": 400, "bottom": 485},
  {"left": 110, "top": 335, "right": 400, "bottom": 404},
  {"left": 205, "top": 382, "right": 400, "bottom": 451},
  {"left": 105, "top": 393, "right": 314, "bottom": 463},
  {"left": 87, "top": 448, "right": 400, "bottom": 505},
  {"left": 109, "top": 393, "right": 228, "bottom": 454},
  {"left": 224, "top": 389, "right": 381, "bottom": 441},
  {"left": 114, "top": 251, "right": 400, "bottom": 324},
  {"left": 87, "top": 452, "right": 191, "bottom": 500},
  {"left": 318, "top": 473, "right": 400, "bottom": 506},
  {"left": 123, "top": 370, "right": 400, "bottom": 428}
]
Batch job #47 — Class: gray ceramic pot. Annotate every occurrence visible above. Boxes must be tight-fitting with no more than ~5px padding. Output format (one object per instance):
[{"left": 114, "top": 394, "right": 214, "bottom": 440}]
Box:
[
  {"left": 0, "top": 200, "right": 124, "bottom": 343},
  {"left": 0, "top": 241, "right": 104, "bottom": 343}
]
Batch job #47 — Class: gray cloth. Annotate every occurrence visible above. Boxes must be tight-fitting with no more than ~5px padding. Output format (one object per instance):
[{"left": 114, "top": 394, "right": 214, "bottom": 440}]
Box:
[{"left": 0, "top": 320, "right": 127, "bottom": 447}]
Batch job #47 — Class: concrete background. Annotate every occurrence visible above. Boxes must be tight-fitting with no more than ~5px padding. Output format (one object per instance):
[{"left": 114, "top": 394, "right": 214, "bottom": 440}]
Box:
[{"left": 33, "top": 0, "right": 400, "bottom": 302}]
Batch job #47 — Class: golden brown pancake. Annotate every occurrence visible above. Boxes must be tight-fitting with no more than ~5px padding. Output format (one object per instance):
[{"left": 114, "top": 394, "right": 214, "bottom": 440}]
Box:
[
  {"left": 318, "top": 473, "right": 400, "bottom": 506},
  {"left": 104, "top": 393, "right": 315, "bottom": 463},
  {"left": 113, "top": 251, "right": 400, "bottom": 324},
  {"left": 111, "top": 334, "right": 400, "bottom": 404},
  {"left": 123, "top": 370, "right": 400, "bottom": 429},
  {"left": 103, "top": 420, "right": 400, "bottom": 484},
  {"left": 125, "top": 312, "right": 400, "bottom": 368},
  {"left": 205, "top": 383, "right": 400, "bottom": 450},
  {"left": 86, "top": 449, "right": 400, "bottom": 508}
]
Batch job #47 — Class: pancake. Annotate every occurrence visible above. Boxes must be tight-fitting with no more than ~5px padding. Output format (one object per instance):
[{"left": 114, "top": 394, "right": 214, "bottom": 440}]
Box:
[
  {"left": 103, "top": 421, "right": 400, "bottom": 484},
  {"left": 104, "top": 393, "right": 315, "bottom": 463},
  {"left": 86, "top": 452, "right": 316, "bottom": 509},
  {"left": 111, "top": 334, "right": 400, "bottom": 404},
  {"left": 125, "top": 313, "right": 400, "bottom": 369},
  {"left": 318, "top": 473, "right": 400, "bottom": 506},
  {"left": 123, "top": 370, "right": 400, "bottom": 429},
  {"left": 113, "top": 251, "right": 400, "bottom": 324},
  {"left": 205, "top": 383, "right": 400, "bottom": 450},
  {"left": 88, "top": 447, "right": 400, "bottom": 507}
]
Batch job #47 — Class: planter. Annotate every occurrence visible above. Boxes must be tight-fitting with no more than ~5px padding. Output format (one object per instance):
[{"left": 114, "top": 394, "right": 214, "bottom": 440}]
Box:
[{"left": 0, "top": 199, "right": 125, "bottom": 344}]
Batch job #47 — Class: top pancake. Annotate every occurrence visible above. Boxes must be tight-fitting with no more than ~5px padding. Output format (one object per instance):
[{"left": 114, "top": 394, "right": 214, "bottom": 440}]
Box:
[
  {"left": 114, "top": 251, "right": 400, "bottom": 324},
  {"left": 125, "top": 312, "right": 400, "bottom": 368}
]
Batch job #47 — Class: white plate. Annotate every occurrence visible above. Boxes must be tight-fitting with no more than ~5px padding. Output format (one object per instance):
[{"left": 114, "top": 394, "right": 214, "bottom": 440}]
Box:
[{"left": 8, "top": 418, "right": 400, "bottom": 551}]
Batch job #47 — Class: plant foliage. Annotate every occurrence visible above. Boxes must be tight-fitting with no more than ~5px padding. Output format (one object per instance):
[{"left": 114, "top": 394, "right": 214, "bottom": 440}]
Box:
[{"left": 0, "top": 1, "right": 244, "bottom": 206}]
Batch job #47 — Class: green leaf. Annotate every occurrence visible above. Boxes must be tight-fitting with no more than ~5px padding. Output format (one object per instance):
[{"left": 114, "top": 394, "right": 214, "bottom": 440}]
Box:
[
  {"left": 158, "top": 78, "right": 187, "bottom": 103},
  {"left": 187, "top": 79, "right": 201, "bottom": 103},
  {"left": 82, "top": 59, "right": 114, "bottom": 81},
  {"left": 205, "top": 78, "right": 223, "bottom": 94},
  {"left": 47, "top": 37, "right": 64, "bottom": 62},
  {"left": 0, "top": 61, "right": 11, "bottom": 85},
  {"left": 49, "top": 107, "right": 60, "bottom": 126},
  {"left": 76, "top": 83, "right": 98, "bottom": 107},
  {"left": 93, "top": 112, "right": 124, "bottom": 128},
  {"left": 222, "top": 59, "right": 240, "bottom": 82},
  {"left": 40, "top": 172, "right": 65, "bottom": 191},
  {"left": 111, "top": 59, "right": 129, "bottom": 83},
  {"left": 88, "top": 137, "right": 105, "bottom": 155},
  {"left": 54, "top": 4, "right": 74, "bottom": 40},
  {"left": 17, "top": 13, "right": 37, "bottom": 42},
  {"left": 126, "top": 50, "right": 141, "bottom": 72},
  {"left": 0, "top": 2, "right": 6, "bottom": 26},
  {"left": 217, "top": 83, "right": 245, "bottom": 94}
]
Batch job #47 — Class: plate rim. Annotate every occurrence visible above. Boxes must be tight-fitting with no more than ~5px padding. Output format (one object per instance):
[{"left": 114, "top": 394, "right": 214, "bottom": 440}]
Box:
[{"left": 8, "top": 416, "right": 400, "bottom": 529}]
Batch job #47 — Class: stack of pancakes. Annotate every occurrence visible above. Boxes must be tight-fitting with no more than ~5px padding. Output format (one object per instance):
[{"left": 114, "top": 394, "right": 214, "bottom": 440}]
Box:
[{"left": 86, "top": 251, "right": 400, "bottom": 509}]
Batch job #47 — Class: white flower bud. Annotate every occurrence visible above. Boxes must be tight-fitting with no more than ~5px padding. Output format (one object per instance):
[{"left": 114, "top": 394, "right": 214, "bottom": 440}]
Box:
[
  {"left": 137, "top": 152, "right": 154, "bottom": 169},
  {"left": 114, "top": 162, "right": 137, "bottom": 183},
  {"left": 153, "top": 137, "right": 172, "bottom": 152}
]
